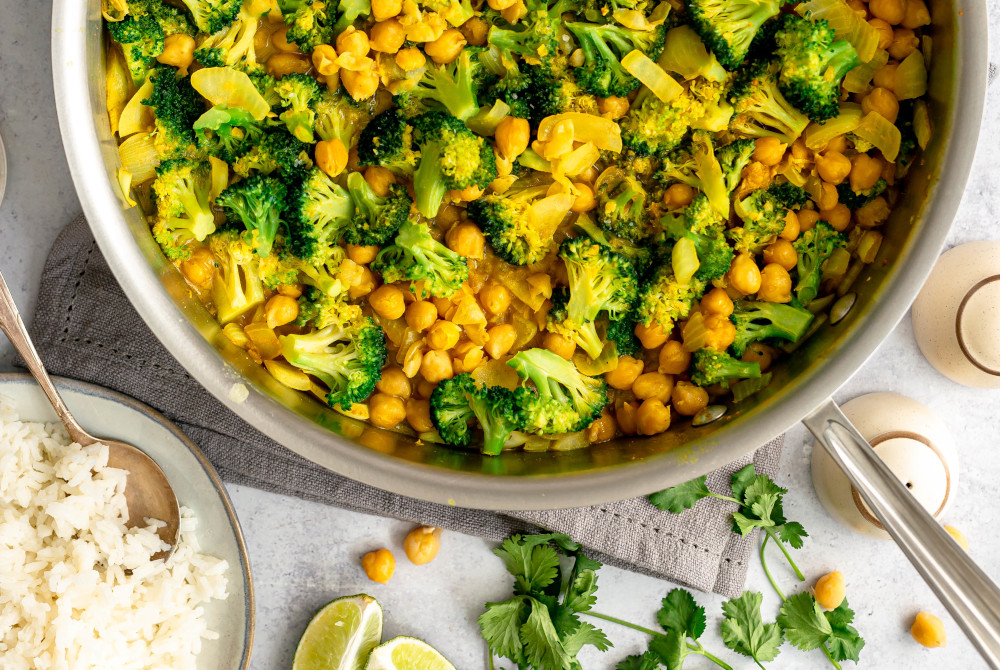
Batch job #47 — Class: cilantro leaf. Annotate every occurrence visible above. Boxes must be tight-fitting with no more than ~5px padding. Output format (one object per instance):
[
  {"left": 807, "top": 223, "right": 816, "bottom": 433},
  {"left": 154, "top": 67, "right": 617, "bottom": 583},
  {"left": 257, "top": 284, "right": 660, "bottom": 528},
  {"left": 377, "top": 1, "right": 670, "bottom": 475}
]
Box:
[
  {"left": 494, "top": 534, "right": 564, "bottom": 595},
  {"left": 657, "top": 589, "right": 707, "bottom": 640},
  {"left": 480, "top": 597, "right": 530, "bottom": 663},
  {"left": 563, "top": 567, "right": 599, "bottom": 614},
  {"left": 648, "top": 477, "right": 712, "bottom": 513},
  {"left": 615, "top": 651, "right": 661, "bottom": 670},
  {"left": 825, "top": 600, "right": 865, "bottom": 662},
  {"left": 522, "top": 597, "right": 573, "bottom": 670},
  {"left": 778, "top": 521, "right": 808, "bottom": 549},
  {"left": 777, "top": 592, "right": 833, "bottom": 651},
  {"left": 563, "top": 621, "right": 612, "bottom": 656},
  {"left": 732, "top": 511, "right": 773, "bottom": 536},
  {"left": 730, "top": 464, "right": 758, "bottom": 502},
  {"left": 648, "top": 630, "right": 688, "bottom": 670},
  {"left": 720, "top": 591, "right": 783, "bottom": 663}
]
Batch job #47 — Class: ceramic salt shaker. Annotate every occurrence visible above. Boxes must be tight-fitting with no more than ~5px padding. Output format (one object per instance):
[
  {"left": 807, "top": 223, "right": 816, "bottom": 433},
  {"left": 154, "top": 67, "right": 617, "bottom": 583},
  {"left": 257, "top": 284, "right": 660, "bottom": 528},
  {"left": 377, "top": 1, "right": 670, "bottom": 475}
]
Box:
[
  {"left": 811, "top": 392, "right": 958, "bottom": 540},
  {"left": 912, "top": 241, "right": 1000, "bottom": 388}
]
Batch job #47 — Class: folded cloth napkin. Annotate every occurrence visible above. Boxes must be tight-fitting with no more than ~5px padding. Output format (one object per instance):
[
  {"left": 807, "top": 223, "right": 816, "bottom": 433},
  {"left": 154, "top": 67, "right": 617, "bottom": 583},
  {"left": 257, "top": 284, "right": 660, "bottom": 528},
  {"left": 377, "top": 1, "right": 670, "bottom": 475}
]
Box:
[{"left": 26, "top": 215, "right": 783, "bottom": 597}]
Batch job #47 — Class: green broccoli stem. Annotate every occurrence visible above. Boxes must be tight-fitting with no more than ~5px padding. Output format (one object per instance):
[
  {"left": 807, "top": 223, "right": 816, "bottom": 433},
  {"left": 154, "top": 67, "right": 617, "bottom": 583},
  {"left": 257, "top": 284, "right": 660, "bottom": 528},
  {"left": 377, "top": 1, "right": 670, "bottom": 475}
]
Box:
[
  {"left": 583, "top": 612, "right": 735, "bottom": 670},
  {"left": 414, "top": 141, "right": 448, "bottom": 217}
]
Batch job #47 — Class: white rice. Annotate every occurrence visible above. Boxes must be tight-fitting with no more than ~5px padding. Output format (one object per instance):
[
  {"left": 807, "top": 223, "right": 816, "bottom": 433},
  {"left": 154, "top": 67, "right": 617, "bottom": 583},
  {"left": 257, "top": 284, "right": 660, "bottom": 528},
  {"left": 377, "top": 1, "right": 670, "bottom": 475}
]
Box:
[{"left": 0, "top": 403, "right": 229, "bottom": 670}]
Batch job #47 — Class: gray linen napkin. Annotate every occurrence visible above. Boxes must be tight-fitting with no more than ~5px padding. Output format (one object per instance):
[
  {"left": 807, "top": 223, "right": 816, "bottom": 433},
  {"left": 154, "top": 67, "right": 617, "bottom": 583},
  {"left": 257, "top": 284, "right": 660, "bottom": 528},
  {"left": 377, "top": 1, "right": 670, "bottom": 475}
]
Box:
[{"left": 26, "top": 215, "right": 782, "bottom": 597}]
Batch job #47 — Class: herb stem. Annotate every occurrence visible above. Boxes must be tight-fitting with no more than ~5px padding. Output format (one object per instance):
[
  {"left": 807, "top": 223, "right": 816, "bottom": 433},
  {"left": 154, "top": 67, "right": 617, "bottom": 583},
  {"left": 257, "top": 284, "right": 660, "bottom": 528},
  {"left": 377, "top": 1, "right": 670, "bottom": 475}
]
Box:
[
  {"left": 759, "top": 534, "right": 786, "bottom": 601},
  {"left": 821, "top": 641, "right": 842, "bottom": 669},
  {"left": 688, "top": 644, "right": 735, "bottom": 670},
  {"left": 584, "top": 611, "right": 660, "bottom": 637},
  {"left": 707, "top": 493, "right": 742, "bottom": 505},
  {"left": 765, "top": 528, "right": 805, "bottom": 581}
]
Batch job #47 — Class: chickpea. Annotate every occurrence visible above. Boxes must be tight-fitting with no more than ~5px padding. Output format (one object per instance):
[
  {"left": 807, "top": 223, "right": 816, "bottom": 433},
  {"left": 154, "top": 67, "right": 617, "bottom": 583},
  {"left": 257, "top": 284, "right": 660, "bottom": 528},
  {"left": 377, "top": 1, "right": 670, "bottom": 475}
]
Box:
[
  {"left": 816, "top": 151, "right": 852, "bottom": 185},
  {"left": 543, "top": 332, "right": 576, "bottom": 360},
  {"left": 728, "top": 254, "right": 763, "bottom": 295},
  {"left": 636, "top": 399, "right": 671, "bottom": 436},
  {"left": 672, "top": 382, "right": 709, "bottom": 416},
  {"left": 587, "top": 410, "right": 617, "bottom": 443},
  {"left": 416, "top": 378, "right": 436, "bottom": 399},
  {"left": 484, "top": 324, "right": 517, "bottom": 358},
  {"left": 267, "top": 53, "right": 311, "bottom": 78},
  {"left": 315, "top": 138, "right": 349, "bottom": 178},
  {"left": 361, "top": 548, "right": 396, "bottom": 583},
  {"left": 763, "top": 240, "right": 798, "bottom": 271},
  {"left": 452, "top": 340, "right": 484, "bottom": 373},
  {"left": 798, "top": 208, "right": 820, "bottom": 233},
  {"left": 479, "top": 283, "right": 512, "bottom": 316},
  {"left": 311, "top": 44, "right": 339, "bottom": 76},
  {"left": 265, "top": 294, "right": 299, "bottom": 328},
  {"left": 420, "top": 349, "right": 454, "bottom": 383},
  {"left": 911, "top": 612, "right": 947, "bottom": 648},
  {"left": 404, "top": 300, "right": 436, "bottom": 332},
  {"left": 902, "top": 0, "right": 931, "bottom": 28},
  {"left": 376, "top": 366, "right": 412, "bottom": 398},
  {"left": 742, "top": 342, "right": 774, "bottom": 371},
  {"left": 823, "top": 203, "right": 852, "bottom": 232},
  {"left": 371, "top": 0, "right": 402, "bottom": 21},
  {"left": 180, "top": 247, "right": 215, "bottom": 286},
  {"left": 370, "top": 19, "right": 406, "bottom": 53},
  {"left": 487, "top": 0, "right": 517, "bottom": 9},
  {"left": 405, "top": 398, "right": 434, "bottom": 432},
  {"left": 157, "top": 33, "right": 195, "bottom": 69},
  {"left": 856, "top": 196, "right": 891, "bottom": 228},
  {"left": 850, "top": 153, "right": 884, "bottom": 192},
  {"left": 945, "top": 526, "right": 970, "bottom": 551},
  {"left": 278, "top": 283, "right": 303, "bottom": 298},
  {"left": 403, "top": 526, "right": 442, "bottom": 565},
  {"left": 370, "top": 284, "right": 406, "bottom": 320},
  {"left": 271, "top": 27, "right": 299, "bottom": 53},
  {"left": 635, "top": 321, "right": 668, "bottom": 350},
  {"left": 816, "top": 181, "right": 839, "bottom": 211},
  {"left": 369, "top": 393, "right": 406, "bottom": 428},
  {"left": 341, "top": 68, "right": 380, "bottom": 100},
  {"left": 862, "top": 87, "right": 899, "bottom": 123},
  {"left": 870, "top": 0, "right": 905, "bottom": 24},
  {"left": 814, "top": 571, "right": 846, "bottom": 610},
  {"left": 753, "top": 136, "right": 786, "bottom": 167},
  {"left": 825, "top": 135, "right": 849, "bottom": 154},
  {"left": 461, "top": 17, "right": 489, "bottom": 46},
  {"left": 597, "top": 96, "right": 630, "bottom": 119},
  {"left": 427, "top": 320, "right": 462, "bottom": 350},
  {"left": 873, "top": 61, "right": 899, "bottom": 91},
  {"left": 446, "top": 222, "right": 486, "bottom": 259},
  {"left": 349, "top": 267, "right": 376, "bottom": 299},
  {"left": 495, "top": 116, "right": 530, "bottom": 160},
  {"left": 617, "top": 400, "right": 639, "bottom": 436},
  {"left": 336, "top": 27, "right": 370, "bottom": 57},
  {"left": 632, "top": 372, "right": 674, "bottom": 404},
  {"left": 431, "top": 296, "right": 452, "bottom": 318},
  {"left": 347, "top": 244, "right": 379, "bottom": 265},
  {"left": 658, "top": 340, "right": 691, "bottom": 375},
  {"left": 869, "top": 18, "right": 895, "bottom": 49},
  {"left": 663, "top": 183, "right": 695, "bottom": 209},
  {"left": 700, "top": 287, "right": 734, "bottom": 316},
  {"left": 395, "top": 47, "right": 426, "bottom": 71},
  {"left": 781, "top": 209, "right": 800, "bottom": 241},
  {"left": 364, "top": 166, "right": 396, "bottom": 197},
  {"left": 425, "top": 29, "right": 466, "bottom": 64},
  {"left": 888, "top": 28, "right": 920, "bottom": 60},
  {"left": 605, "top": 356, "right": 644, "bottom": 390},
  {"left": 703, "top": 314, "right": 736, "bottom": 351}
]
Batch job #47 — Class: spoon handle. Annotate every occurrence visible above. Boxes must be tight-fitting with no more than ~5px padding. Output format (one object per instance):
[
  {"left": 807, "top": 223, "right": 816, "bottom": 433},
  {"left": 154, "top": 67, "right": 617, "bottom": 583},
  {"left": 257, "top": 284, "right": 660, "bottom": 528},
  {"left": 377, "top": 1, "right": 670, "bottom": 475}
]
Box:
[{"left": 0, "top": 268, "right": 93, "bottom": 445}]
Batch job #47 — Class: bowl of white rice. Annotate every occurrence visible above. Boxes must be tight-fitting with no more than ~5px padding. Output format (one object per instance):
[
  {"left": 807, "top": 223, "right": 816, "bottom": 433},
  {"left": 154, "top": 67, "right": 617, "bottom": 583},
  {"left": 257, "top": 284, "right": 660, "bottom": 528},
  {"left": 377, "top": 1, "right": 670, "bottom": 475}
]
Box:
[{"left": 0, "top": 372, "right": 252, "bottom": 669}]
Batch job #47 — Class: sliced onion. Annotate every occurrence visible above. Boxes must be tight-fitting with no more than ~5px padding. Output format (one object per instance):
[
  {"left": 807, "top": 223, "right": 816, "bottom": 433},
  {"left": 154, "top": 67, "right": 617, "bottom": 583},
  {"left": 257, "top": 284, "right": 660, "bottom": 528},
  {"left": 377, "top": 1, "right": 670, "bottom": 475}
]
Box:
[
  {"left": 118, "top": 78, "right": 155, "bottom": 138},
  {"left": 804, "top": 103, "right": 863, "bottom": 150},
  {"left": 190, "top": 67, "right": 270, "bottom": 120},
  {"left": 913, "top": 100, "right": 931, "bottom": 150},
  {"left": 672, "top": 238, "right": 700, "bottom": 286},
  {"left": 895, "top": 50, "right": 928, "bottom": 101},
  {"left": 106, "top": 46, "right": 133, "bottom": 136},
  {"left": 853, "top": 111, "right": 901, "bottom": 162},
  {"left": 537, "top": 113, "right": 622, "bottom": 152},
  {"left": 796, "top": 0, "right": 880, "bottom": 61},
  {"left": 116, "top": 168, "right": 137, "bottom": 207},
  {"left": 209, "top": 156, "right": 229, "bottom": 202},
  {"left": 466, "top": 100, "right": 511, "bottom": 136},
  {"left": 692, "top": 133, "right": 727, "bottom": 216},
  {"left": 622, "top": 50, "right": 683, "bottom": 103},
  {"left": 558, "top": 142, "right": 601, "bottom": 176},
  {"left": 842, "top": 49, "right": 888, "bottom": 94},
  {"left": 118, "top": 132, "right": 159, "bottom": 183}
]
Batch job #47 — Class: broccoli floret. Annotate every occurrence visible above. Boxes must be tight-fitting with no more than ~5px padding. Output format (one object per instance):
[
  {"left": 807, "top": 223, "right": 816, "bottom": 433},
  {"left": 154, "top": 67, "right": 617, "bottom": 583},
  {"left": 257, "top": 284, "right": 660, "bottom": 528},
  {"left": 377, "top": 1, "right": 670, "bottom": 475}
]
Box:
[
  {"left": 716, "top": 138, "right": 755, "bottom": 195},
  {"left": 106, "top": 13, "right": 164, "bottom": 87},
  {"left": 279, "top": 318, "right": 387, "bottom": 410},
  {"left": 193, "top": 7, "right": 260, "bottom": 68},
  {"left": 430, "top": 374, "right": 523, "bottom": 455},
  {"left": 466, "top": 183, "right": 568, "bottom": 266},
  {"left": 193, "top": 105, "right": 263, "bottom": 163},
  {"left": 233, "top": 128, "right": 313, "bottom": 182},
  {"left": 507, "top": 348, "right": 608, "bottom": 435},
  {"left": 481, "top": 62, "right": 569, "bottom": 127},
  {"left": 287, "top": 168, "right": 356, "bottom": 263},
  {"left": 371, "top": 218, "right": 469, "bottom": 298},
  {"left": 275, "top": 73, "right": 321, "bottom": 143},
  {"left": 296, "top": 284, "right": 363, "bottom": 329},
  {"left": 344, "top": 171, "right": 411, "bottom": 246},
  {"left": 547, "top": 236, "right": 639, "bottom": 359},
  {"left": 215, "top": 175, "right": 288, "bottom": 258},
  {"left": 258, "top": 243, "right": 303, "bottom": 289},
  {"left": 145, "top": 0, "right": 196, "bottom": 36},
  {"left": 728, "top": 188, "right": 788, "bottom": 254},
  {"left": 289, "top": 248, "right": 352, "bottom": 297},
  {"left": 605, "top": 315, "right": 641, "bottom": 358},
  {"left": 246, "top": 65, "right": 281, "bottom": 107},
  {"left": 314, "top": 88, "right": 371, "bottom": 149},
  {"left": 685, "top": 0, "right": 783, "bottom": 71},
  {"left": 565, "top": 22, "right": 667, "bottom": 98},
  {"left": 767, "top": 181, "right": 811, "bottom": 209},
  {"left": 151, "top": 159, "right": 217, "bottom": 258},
  {"left": 690, "top": 347, "right": 761, "bottom": 387},
  {"left": 730, "top": 300, "right": 815, "bottom": 357},
  {"left": 594, "top": 169, "right": 652, "bottom": 242},
  {"left": 637, "top": 266, "right": 705, "bottom": 332},
  {"left": 486, "top": 0, "right": 569, "bottom": 64},
  {"left": 792, "top": 221, "right": 845, "bottom": 304},
  {"left": 356, "top": 109, "right": 420, "bottom": 176},
  {"left": 658, "top": 142, "right": 701, "bottom": 188},
  {"left": 143, "top": 66, "right": 203, "bottom": 160},
  {"left": 728, "top": 60, "right": 810, "bottom": 145},
  {"left": 660, "top": 195, "right": 734, "bottom": 281},
  {"left": 396, "top": 48, "right": 486, "bottom": 121},
  {"left": 332, "top": 0, "right": 372, "bottom": 34},
  {"left": 280, "top": 0, "right": 334, "bottom": 52},
  {"left": 178, "top": 0, "right": 241, "bottom": 34},
  {"left": 774, "top": 16, "right": 860, "bottom": 122},
  {"left": 620, "top": 89, "right": 700, "bottom": 158},
  {"left": 206, "top": 229, "right": 267, "bottom": 323},
  {"left": 837, "top": 179, "right": 887, "bottom": 209},
  {"left": 411, "top": 111, "right": 497, "bottom": 218},
  {"left": 574, "top": 214, "right": 655, "bottom": 279}
]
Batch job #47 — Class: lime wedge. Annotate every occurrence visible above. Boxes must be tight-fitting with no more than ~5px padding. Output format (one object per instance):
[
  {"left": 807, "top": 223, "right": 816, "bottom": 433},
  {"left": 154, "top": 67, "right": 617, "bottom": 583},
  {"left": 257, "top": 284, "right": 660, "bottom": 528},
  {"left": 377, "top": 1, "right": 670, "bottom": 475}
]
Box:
[
  {"left": 363, "top": 637, "right": 457, "bottom": 670},
  {"left": 292, "top": 595, "right": 383, "bottom": 670}
]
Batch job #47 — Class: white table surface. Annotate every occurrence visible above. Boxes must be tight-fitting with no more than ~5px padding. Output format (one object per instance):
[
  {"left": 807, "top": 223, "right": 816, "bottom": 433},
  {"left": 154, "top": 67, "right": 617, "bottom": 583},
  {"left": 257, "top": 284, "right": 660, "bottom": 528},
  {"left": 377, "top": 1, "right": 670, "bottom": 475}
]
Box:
[{"left": 2, "top": 4, "right": 999, "bottom": 669}]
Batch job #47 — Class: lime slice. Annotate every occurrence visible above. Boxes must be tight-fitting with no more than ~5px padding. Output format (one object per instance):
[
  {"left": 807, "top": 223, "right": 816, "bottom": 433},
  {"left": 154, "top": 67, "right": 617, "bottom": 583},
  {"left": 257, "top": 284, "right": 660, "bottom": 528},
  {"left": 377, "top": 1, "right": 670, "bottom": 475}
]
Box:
[
  {"left": 292, "top": 595, "right": 383, "bottom": 670},
  {"left": 363, "top": 637, "right": 457, "bottom": 670}
]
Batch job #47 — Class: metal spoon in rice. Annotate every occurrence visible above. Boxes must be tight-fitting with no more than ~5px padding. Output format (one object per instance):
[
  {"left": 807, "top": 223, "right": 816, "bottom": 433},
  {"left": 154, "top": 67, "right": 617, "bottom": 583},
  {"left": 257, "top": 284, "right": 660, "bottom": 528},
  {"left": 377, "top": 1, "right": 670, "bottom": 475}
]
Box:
[{"left": 0, "top": 132, "right": 180, "bottom": 560}]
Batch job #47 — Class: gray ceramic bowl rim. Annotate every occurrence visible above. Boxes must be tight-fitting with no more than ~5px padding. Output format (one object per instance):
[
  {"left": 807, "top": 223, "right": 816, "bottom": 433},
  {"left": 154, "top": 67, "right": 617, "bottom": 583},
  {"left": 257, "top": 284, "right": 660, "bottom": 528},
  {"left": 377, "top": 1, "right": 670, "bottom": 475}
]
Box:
[
  {"left": 51, "top": 1, "right": 990, "bottom": 510},
  {"left": 0, "top": 371, "right": 254, "bottom": 668}
]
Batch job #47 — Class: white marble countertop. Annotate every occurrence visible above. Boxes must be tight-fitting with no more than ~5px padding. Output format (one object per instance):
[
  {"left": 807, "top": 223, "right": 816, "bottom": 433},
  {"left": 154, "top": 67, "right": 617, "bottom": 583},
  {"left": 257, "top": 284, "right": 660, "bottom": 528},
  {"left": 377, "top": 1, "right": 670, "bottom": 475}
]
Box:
[{"left": 2, "top": 3, "right": 999, "bottom": 669}]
